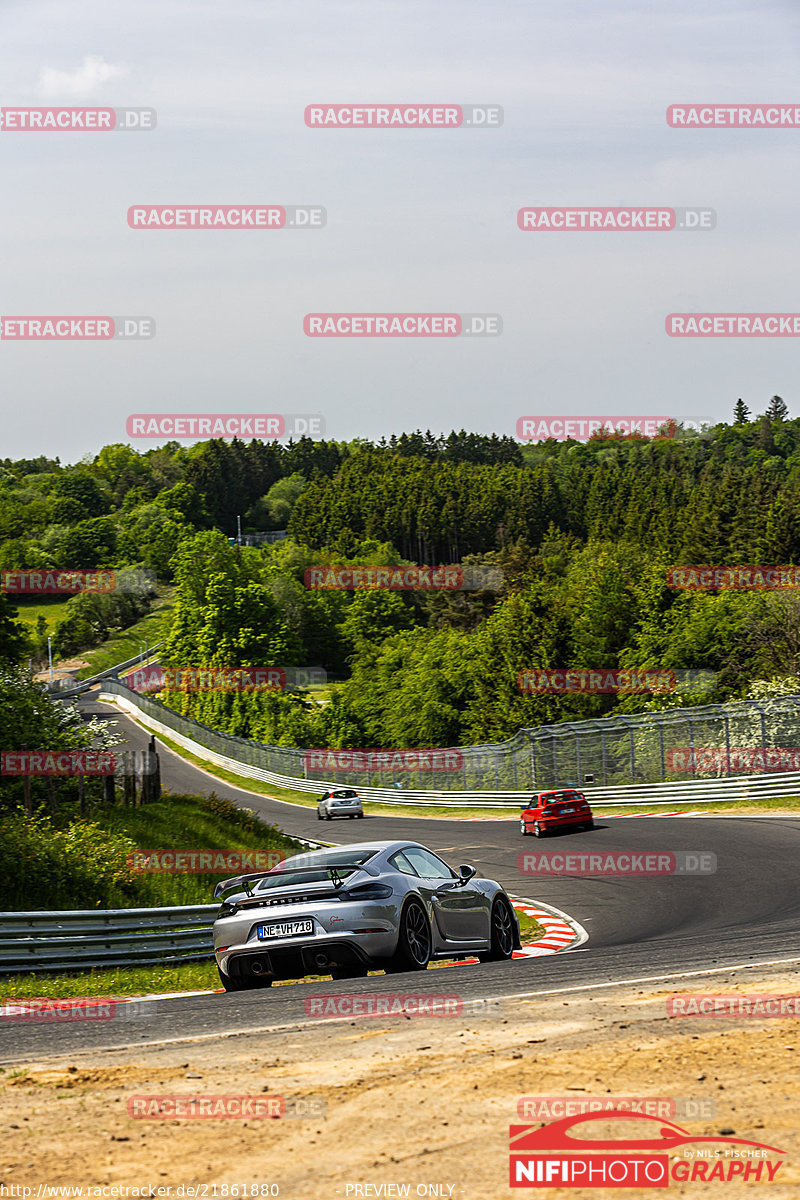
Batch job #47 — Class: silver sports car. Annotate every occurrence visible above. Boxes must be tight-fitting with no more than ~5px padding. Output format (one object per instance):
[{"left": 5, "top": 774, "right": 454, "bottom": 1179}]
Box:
[{"left": 212, "top": 840, "right": 520, "bottom": 990}]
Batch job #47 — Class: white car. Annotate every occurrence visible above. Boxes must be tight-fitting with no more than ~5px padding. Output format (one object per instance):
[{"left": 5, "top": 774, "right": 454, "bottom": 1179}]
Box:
[{"left": 316, "top": 788, "right": 364, "bottom": 820}]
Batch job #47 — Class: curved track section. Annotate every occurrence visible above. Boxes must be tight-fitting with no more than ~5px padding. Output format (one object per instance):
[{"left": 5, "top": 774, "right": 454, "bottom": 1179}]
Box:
[{"left": 5, "top": 694, "right": 797, "bottom": 1063}]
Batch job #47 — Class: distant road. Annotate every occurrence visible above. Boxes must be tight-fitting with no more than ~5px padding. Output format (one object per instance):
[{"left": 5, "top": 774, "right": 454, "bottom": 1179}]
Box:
[{"left": 5, "top": 693, "right": 795, "bottom": 1062}]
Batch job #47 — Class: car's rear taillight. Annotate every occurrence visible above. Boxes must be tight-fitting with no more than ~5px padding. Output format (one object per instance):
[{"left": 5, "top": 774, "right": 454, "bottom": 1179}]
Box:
[{"left": 341, "top": 883, "right": 393, "bottom": 901}]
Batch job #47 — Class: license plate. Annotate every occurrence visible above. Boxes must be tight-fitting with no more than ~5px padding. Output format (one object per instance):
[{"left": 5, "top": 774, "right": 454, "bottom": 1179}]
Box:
[
  {"left": 561, "top": 807, "right": 575, "bottom": 814},
  {"left": 258, "top": 919, "right": 314, "bottom": 939}
]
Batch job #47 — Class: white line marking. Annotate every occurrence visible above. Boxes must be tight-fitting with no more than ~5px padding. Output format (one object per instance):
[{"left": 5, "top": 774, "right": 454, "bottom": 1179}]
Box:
[{"left": 15, "top": 954, "right": 800, "bottom": 1063}]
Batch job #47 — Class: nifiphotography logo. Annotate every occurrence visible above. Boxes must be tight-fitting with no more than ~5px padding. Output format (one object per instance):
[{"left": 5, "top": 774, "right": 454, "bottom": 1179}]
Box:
[{"left": 509, "top": 1110, "right": 786, "bottom": 1187}]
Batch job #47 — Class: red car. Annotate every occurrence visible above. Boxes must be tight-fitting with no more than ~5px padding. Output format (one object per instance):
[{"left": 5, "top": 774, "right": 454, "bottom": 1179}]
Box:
[{"left": 519, "top": 789, "right": 593, "bottom": 837}]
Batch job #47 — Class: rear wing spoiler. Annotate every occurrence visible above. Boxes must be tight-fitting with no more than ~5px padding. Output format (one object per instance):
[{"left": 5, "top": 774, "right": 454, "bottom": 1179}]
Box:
[{"left": 214, "top": 860, "right": 379, "bottom": 899}]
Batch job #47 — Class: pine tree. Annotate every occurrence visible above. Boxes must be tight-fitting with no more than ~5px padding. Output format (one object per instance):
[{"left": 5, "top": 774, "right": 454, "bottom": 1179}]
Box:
[
  {"left": 733, "top": 398, "right": 750, "bottom": 424},
  {"left": 766, "top": 395, "right": 789, "bottom": 421}
]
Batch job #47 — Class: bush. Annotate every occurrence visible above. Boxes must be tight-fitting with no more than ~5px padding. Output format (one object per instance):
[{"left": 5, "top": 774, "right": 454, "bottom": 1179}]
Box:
[
  {"left": 0, "top": 811, "right": 139, "bottom": 909},
  {"left": 0, "top": 666, "right": 117, "bottom": 813},
  {"left": 0, "top": 794, "right": 307, "bottom": 910}
]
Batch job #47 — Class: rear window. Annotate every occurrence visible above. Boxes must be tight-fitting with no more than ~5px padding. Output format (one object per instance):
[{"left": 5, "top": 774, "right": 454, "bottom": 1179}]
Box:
[
  {"left": 256, "top": 848, "right": 377, "bottom": 890},
  {"left": 543, "top": 791, "right": 583, "bottom": 803}
]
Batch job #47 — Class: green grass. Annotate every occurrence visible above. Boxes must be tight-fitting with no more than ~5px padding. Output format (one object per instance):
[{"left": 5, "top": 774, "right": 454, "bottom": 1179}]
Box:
[
  {"left": 0, "top": 961, "right": 221, "bottom": 1000},
  {"left": 75, "top": 589, "right": 175, "bottom": 678},
  {"left": 93, "top": 792, "right": 308, "bottom": 906},
  {"left": 516, "top": 910, "right": 546, "bottom": 941},
  {"left": 1, "top": 793, "right": 308, "bottom": 911},
  {"left": 13, "top": 596, "right": 71, "bottom": 632}
]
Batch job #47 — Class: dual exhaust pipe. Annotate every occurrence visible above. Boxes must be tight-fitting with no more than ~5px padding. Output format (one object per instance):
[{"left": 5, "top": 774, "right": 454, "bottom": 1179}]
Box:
[{"left": 249, "top": 950, "right": 332, "bottom": 976}]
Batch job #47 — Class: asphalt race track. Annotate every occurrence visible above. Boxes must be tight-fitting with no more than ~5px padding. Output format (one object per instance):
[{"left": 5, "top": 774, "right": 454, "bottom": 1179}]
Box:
[{"left": 4, "top": 694, "right": 800, "bottom": 1063}]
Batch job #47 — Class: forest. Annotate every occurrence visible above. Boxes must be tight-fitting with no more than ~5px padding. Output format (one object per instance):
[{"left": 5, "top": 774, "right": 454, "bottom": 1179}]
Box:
[{"left": 2, "top": 401, "right": 800, "bottom": 754}]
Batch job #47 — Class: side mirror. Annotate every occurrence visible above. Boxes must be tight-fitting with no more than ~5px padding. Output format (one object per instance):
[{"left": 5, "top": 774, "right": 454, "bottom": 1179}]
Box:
[{"left": 458, "top": 864, "right": 477, "bottom": 884}]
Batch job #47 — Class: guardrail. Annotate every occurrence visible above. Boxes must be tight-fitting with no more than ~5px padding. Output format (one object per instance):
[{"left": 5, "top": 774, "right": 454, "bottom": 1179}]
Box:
[
  {"left": 0, "top": 830, "right": 328, "bottom": 976},
  {"left": 0, "top": 904, "right": 217, "bottom": 975},
  {"left": 46, "top": 643, "right": 164, "bottom": 699},
  {"left": 99, "top": 684, "right": 800, "bottom": 807}
]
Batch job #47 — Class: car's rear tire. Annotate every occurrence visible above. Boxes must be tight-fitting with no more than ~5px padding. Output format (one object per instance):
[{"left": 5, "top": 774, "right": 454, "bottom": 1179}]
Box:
[
  {"left": 357, "top": 813, "right": 364, "bottom": 818},
  {"left": 478, "top": 897, "right": 516, "bottom": 962},
  {"left": 317, "top": 811, "right": 323, "bottom": 820},
  {"left": 385, "top": 900, "right": 431, "bottom": 973},
  {"left": 533, "top": 821, "right": 544, "bottom": 837},
  {"left": 217, "top": 965, "right": 273, "bottom": 992},
  {"left": 326, "top": 813, "right": 333, "bottom": 820},
  {"left": 330, "top": 966, "right": 369, "bottom": 980},
  {"left": 520, "top": 819, "right": 529, "bottom": 835}
]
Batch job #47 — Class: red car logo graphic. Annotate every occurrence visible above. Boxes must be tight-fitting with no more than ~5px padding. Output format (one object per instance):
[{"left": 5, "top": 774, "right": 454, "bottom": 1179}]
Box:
[{"left": 510, "top": 1110, "right": 785, "bottom": 1155}]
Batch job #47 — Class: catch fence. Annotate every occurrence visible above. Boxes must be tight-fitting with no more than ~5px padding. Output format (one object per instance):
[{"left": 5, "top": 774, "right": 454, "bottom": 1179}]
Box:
[{"left": 98, "top": 681, "right": 800, "bottom": 793}]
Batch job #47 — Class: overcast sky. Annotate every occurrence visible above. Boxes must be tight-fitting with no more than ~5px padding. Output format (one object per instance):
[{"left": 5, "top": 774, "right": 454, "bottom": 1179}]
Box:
[{"left": 1, "top": 0, "right": 799, "bottom": 461}]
